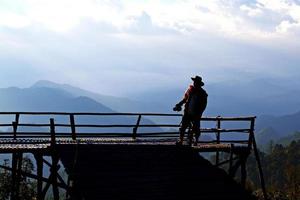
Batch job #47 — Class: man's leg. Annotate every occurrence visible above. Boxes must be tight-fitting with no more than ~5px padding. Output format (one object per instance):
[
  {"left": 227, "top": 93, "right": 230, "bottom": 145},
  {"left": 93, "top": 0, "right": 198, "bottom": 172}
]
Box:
[
  {"left": 192, "top": 118, "right": 201, "bottom": 145},
  {"left": 178, "top": 115, "right": 190, "bottom": 144}
]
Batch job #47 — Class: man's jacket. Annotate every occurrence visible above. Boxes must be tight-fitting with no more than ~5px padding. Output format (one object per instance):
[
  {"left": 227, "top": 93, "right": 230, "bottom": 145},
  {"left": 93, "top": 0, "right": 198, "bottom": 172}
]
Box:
[{"left": 181, "top": 85, "right": 208, "bottom": 116}]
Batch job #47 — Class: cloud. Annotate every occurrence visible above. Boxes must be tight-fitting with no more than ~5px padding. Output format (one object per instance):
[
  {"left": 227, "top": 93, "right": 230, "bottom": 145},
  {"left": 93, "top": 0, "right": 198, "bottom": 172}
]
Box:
[
  {"left": 0, "top": 0, "right": 299, "bottom": 41},
  {"left": 0, "top": 0, "right": 300, "bottom": 96},
  {"left": 240, "top": 4, "right": 263, "bottom": 17}
]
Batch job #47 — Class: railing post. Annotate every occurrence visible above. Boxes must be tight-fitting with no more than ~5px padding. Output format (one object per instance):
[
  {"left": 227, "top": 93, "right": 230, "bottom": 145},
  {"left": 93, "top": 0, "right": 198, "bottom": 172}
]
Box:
[
  {"left": 132, "top": 115, "right": 142, "bottom": 139},
  {"left": 215, "top": 116, "right": 221, "bottom": 165},
  {"left": 15, "top": 113, "right": 20, "bottom": 126},
  {"left": 12, "top": 113, "right": 20, "bottom": 140},
  {"left": 248, "top": 118, "right": 255, "bottom": 149},
  {"left": 50, "top": 118, "right": 56, "bottom": 146},
  {"left": 70, "top": 114, "right": 76, "bottom": 140},
  {"left": 12, "top": 122, "right": 17, "bottom": 140}
]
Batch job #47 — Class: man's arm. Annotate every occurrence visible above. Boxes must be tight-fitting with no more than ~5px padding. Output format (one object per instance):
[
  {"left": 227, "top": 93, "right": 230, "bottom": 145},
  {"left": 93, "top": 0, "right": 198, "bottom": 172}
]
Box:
[
  {"left": 173, "top": 87, "right": 191, "bottom": 111},
  {"left": 178, "top": 86, "right": 191, "bottom": 105}
]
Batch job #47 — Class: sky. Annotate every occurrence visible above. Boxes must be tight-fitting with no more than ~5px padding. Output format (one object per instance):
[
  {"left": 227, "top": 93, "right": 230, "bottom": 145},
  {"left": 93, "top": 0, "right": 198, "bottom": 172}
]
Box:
[{"left": 0, "top": 0, "right": 300, "bottom": 96}]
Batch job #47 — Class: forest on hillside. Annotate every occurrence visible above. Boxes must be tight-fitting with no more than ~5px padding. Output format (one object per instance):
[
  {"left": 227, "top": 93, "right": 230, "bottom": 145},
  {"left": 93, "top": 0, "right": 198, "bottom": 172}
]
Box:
[{"left": 247, "top": 140, "right": 300, "bottom": 200}]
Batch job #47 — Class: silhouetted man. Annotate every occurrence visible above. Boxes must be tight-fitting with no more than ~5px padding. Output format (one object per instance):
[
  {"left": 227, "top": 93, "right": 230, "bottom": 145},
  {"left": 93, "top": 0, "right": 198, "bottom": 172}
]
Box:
[{"left": 173, "top": 76, "right": 208, "bottom": 145}]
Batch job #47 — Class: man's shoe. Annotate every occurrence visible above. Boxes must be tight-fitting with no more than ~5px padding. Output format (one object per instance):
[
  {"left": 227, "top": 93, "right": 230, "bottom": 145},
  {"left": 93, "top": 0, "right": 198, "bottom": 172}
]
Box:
[{"left": 176, "top": 140, "right": 183, "bottom": 145}]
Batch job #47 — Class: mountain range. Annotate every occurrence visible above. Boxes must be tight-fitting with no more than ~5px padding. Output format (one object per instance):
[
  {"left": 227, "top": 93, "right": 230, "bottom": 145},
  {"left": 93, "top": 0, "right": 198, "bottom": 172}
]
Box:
[
  {"left": 0, "top": 84, "right": 161, "bottom": 134},
  {"left": 1, "top": 79, "right": 300, "bottom": 146},
  {"left": 133, "top": 78, "right": 300, "bottom": 116}
]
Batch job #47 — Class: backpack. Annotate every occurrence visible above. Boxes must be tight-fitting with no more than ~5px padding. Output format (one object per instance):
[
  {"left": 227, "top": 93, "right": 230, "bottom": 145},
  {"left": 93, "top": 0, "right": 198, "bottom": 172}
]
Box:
[{"left": 186, "top": 87, "right": 207, "bottom": 116}]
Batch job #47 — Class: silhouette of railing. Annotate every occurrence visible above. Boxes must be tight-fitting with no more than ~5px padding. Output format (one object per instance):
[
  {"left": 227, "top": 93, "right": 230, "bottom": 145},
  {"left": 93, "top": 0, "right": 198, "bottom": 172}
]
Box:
[{"left": 0, "top": 112, "right": 255, "bottom": 143}]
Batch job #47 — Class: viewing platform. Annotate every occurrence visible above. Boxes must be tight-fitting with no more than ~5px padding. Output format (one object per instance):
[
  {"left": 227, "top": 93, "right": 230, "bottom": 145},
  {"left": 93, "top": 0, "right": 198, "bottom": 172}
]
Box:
[{"left": 0, "top": 112, "right": 266, "bottom": 200}]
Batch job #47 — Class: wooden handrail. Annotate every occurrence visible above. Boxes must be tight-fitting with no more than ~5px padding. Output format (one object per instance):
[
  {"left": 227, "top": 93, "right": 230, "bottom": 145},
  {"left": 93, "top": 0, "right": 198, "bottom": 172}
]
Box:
[{"left": 0, "top": 112, "right": 256, "bottom": 143}]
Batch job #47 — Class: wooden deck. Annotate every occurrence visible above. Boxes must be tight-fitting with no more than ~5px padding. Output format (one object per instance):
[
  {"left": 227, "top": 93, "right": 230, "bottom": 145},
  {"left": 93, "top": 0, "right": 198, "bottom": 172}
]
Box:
[{"left": 0, "top": 138, "right": 250, "bottom": 154}]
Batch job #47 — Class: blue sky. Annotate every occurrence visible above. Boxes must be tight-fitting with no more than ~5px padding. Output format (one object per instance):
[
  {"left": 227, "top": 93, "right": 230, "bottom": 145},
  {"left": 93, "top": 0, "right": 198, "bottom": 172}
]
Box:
[{"left": 0, "top": 0, "right": 300, "bottom": 96}]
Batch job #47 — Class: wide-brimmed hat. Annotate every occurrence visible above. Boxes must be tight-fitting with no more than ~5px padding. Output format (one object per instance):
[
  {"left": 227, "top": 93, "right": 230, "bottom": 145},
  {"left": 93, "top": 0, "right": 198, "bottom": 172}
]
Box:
[{"left": 191, "top": 76, "right": 204, "bottom": 86}]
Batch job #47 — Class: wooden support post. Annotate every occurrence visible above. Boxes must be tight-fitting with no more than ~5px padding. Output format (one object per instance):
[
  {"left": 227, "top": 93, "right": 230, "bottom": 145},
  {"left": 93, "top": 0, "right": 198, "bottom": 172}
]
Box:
[
  {"left": 229, "top": 158, "right": 241, "bottom": 178},
  {"left": 50, "top": 118, "right": 56, "bottom": 147},
  {"left": 70, "top": 114, "right": 76, "bottom": 140},
  {"left": 15, "top": 153, "right": 23, "bottom": 200},
  {"left": 252, "top": 132, "right": 268, "bottom": 200},
  {"left": 132, "top": 115, "right": 142, "bottom": 140},
  {"left": 11, "top": 153, "right": 17, "bottom": 200},
  {"left": 215, "top": 116, "right": 221, "bottom": 165},
  {"left": 51, "top": 153, "right": 60, "bottom": 200},
  {"left": 11, "top": 152, "right": 22, "bottom": 200},
  {"left": 41, "top": 175, "right": 52, "bottom": 198},
  {"left": 49, "top": 118, "right": 60, "bottom": 200},
  {"left": 240, "top": 155, "right": 247, "bottom": 188},
  {"left": 66, "top": 170, "right": 76, "bottom": 199},
  {"left": 228, "top": 144, "right": 234, "bottom": 173},
  {"left": 35, "top": 153, "right": 44, "bottom": 200}
]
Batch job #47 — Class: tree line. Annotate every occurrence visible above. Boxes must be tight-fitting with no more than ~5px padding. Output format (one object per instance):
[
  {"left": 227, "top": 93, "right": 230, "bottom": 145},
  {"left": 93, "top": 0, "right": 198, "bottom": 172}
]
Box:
[{"left": 247, "top": 140, "right": 300, "bottom": 200}]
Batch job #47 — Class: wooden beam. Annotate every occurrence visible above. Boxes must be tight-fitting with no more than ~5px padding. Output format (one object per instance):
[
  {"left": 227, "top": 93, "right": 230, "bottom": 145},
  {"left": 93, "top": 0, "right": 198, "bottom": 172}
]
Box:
[
  {"left": 15, "top": 152, "right": 23, "bottom": 200},
  {"left": 252, "top": 133, "right": 268, "bottom": 200},
  {"left": 51, "top": 154, "right": 60, "bottom": 200},
  {"left": 35, "top": 153, "right": 44, "bottom": 200},
  {"left": 132, "top": 114, "right": 142, "bottom": 139},
  {"left": 0, "top": 164, "right": 67, "bottom": 189},
  {"left": 11, "top": 152, "right": 17, "bottom": 200}
]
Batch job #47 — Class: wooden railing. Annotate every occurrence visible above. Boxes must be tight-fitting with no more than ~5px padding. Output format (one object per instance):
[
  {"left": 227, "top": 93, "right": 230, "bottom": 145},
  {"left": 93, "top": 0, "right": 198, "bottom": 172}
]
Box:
[{"left": 0, "top": 112, "right": 255, "bottom": 144}]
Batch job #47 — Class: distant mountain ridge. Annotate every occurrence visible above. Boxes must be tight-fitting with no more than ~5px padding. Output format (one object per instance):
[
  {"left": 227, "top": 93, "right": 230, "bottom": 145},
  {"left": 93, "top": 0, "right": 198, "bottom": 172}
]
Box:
[
  {"left": 32, "top": 80, "right": 166, "bottom": 113},
  {"left": 257, "top": 111, "right": 300, "bottom": 136},
  {"left": 1, "top": 79, "right": 300, "bottom": 145},
  {"left": 132, "top": 78, "right": 300, "bottom": 116},
  {"left": 255, "top": 111, "right": 300, "bottom": 148},
  {"left": 276, "top": 131, "right": 300, "bottom": 146},
  {"left": 0, "top": 85, "right": 160, "bottom": 133},
  {"left": 0, "top": 86, "right": 112, "bottom": 112}
]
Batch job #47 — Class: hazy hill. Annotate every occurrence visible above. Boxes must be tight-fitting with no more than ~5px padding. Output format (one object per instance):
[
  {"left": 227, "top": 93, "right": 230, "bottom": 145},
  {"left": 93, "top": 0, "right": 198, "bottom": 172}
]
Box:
[
  {"left": 256, "top": 127, "right": 281, "bottom": 146},
  {"left": 276, "top": 131, "right": 300, "bottom": 146},
  {"left": 132, "top": 78, "right": 300, "bottom": 116},
  {"left": 0, "top": 86, "right": 112, "bottom": 112},
  {"left": 32, "top": 80, "right": 166, "bottom": 113},
  {"left": 256, "top": 111, "right": 300, "bottom": 136},
  {"left": 0, "top": 86, "right": 160, "bottom": 134},
  {"left": 254, "top": 111, "right": 300, "bottom": 150}
]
